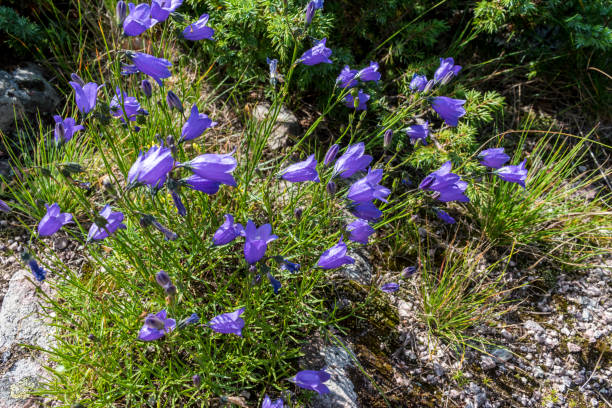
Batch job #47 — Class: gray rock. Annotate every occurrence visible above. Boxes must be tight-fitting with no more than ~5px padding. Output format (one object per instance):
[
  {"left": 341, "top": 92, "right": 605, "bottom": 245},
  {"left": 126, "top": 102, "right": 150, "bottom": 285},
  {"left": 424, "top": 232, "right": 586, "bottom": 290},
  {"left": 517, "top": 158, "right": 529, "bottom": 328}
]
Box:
[
  {"left": 0, "top": 64, "right": 59, "bottom": 136},
  {"left": 524, "top": 320, "right": 544, "bottom": 333},
  {"left": 310, "top": 345, "right": 359, "bottom": 408},
  {"left": 481, "top": 356, "right": 496, "bottom": 370},
  {"left": 336, "top": 250, "right": 372, "bottom": 285},
  {"left": 491, "top": 348, "right": 512, "bottom": 362},
  {"left": 567, "top": 342, "right": 581, "bottom": 353},
  {"left": 0, "top": 358, "right": 47, "bottom": 408},
  {"left": 252, "top": 103, "right": 300, "bottom": 150}
]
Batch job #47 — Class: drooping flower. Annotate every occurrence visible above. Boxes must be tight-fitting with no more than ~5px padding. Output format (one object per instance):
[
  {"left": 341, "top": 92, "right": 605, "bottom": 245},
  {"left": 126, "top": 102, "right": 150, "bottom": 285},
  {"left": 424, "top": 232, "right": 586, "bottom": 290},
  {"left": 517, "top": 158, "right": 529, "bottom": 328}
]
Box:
[
  {"left": 0, "top": 199, "right": 10, "bottom": 213},
  {"left": 266, "top": 272, "right": 282, "bottom": 294},
  {"left": 213, "top": 214, "right": 244, "bottom": 246},
  {"left": 208, "top": 308, "right": 245, "bottom": 336},
  {"left": 53, "top": 115, "right": 83, "bottom": 143},
  {"left": 262, "top": 395, "right": 284, "bottom": 408},
  {"left": 279, "top": 258, "right": 300, "bottom": 273},
  {"left": 181, "top": 105, "right": 217, "bottom": 141},
  {"left": 317, "top": 237, "right": 354, "bottom": 269},
  {"left": 25, "top": 257, "right": 46, "bottom": 282},
  {"left": 126, "top": 51, "right": 172, "bottom": 85},
  {"left": 347, "top": 168, "right": 391, "bottom": 203},
  {"left": 151, "top": 0, "right": 183, "bottom": 23},
  {"left": 349, "top": 201, "right": 382, "bottom": 221},
  {"left": 69, "top": 80, "right": 103, "bottom": 114},
  {"left": 381, "top": 282, "right": 399, "bottom": 293},
  {"left": 138, "top": 310, "right": 176, "bottom": 341},
  {"left": 182, "top": 13, "right": 215, "bottom": 41},
  {"left": 38, "top": 203, "right": 73, "bottom": 236},
  {"left": 281, "top": 154, "right": 319, "bottom": 182},
  {"left": 336, "top": 66, "right": 358, "bottom": 88},
  {"left": 323, "top": 144, "right": 340, "bottom": 166},
  {"left": 288, "top": 370, "right": 330, "bottom": 394},
  {"left": 435, "top": 209, "right": 456, "bottom": 224},
  {"left": 305, "top": 1, "right": 316, "bottom": 27},
  {"left": 409, "top": 74, "right": 428, "bottom": 92},
  {"left": 419, "top": 161, "right": 469, "bottom": 202},
  {"left": 478, "top": 147, "right": 510, "bottom": 169},
  {"left": 183, "top": 174, "right": 221, "bottom": 195},
  {"left": 356, "top": 61, "right": 381, "bottom": 82},
  {"left": 346, "top": 219, "right": 374, "bottom": 244},
  {"left": 433, "top": 57, "right": 462, "bottom": 83},
  {"left": 495, "top": 159, "right": 528, "bottom": 188},
  {"left": 123, "top": 3, "right": 153, "bottom": 36},
  {"left": 405, "top": 122, "right": 429, "bottom": 145},
  {"left": 127, "top": 145, "right": 174, "bottom": 188},
  {"left": 298, "top": 38, "right": 332, "bottom": 66},
  {"left": 182, "top": 152, "right": 237, "bottom": 187},
  {"left": 87, "top": 205, "right": 127, "bottom": 241},
  {"left": 110, "top": 87, "right": 148, "bottom": 123},
  {"left": 333, "top": 142, "right": 372, "bottom": 178},
  {"left": 431, "top": 96, "right": 466, "bottom": 127},
  {"left": 344, "top": 89, "right": 370, "bottom": 111},
  {"left": 243, "top": 220, "right": 278, "bottom": 264}
]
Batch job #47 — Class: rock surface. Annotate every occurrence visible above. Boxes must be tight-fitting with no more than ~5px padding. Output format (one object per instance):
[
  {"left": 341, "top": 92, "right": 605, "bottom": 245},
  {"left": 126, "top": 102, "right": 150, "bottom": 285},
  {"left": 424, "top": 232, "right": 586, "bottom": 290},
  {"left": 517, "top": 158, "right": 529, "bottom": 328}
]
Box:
[
  {"left": 311, "top": 345, "right": 359, "bottom": 408},
  {"left": 252, "top": 103, "right": 300, "bottom": 150}
]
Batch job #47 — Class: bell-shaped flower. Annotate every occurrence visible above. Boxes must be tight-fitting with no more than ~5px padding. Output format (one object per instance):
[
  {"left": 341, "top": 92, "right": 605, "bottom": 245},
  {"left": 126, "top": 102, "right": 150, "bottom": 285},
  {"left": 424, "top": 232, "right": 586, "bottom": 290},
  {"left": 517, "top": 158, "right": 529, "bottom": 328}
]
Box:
[
  {"left": 419, "top": 161, "right": 469, "bottom": 202},
  {"left": 313, "top": 0, "right": 324, "bottom": 8},
  {"left": 53, "top": 115, "right": 83, "bottom": 143},
  {"left": 151, "top": 0, "right": 183, "bottom": 23},
  {"left": 128, "top": 145, "right": 174, "bottom": 188},
  {"left": 333, "top": 142, "right": 372, "bottom": 178},
  {"left": 87, "top": 205, "right": 127, "bottom": 241},
  {"left": 182, "top": 152, "right": 237, "bottom": 187},
  {"left": 213, "top": 214, "right": 244, "bottom": 245},
  {"left": 110, "top": 88, "right": 148, "bottom": 123},
  {"left": 208, "top": 308, "right": 245, "bottom": 336},
  {"left": 262, "top": 395, "right": 284, "bottom": 408},
  {"left": 478, "top": 147, "right": 510, "bottom": 169},
  {"left": 381, "top": 282, "right": 399, "bottom": 293},
  {"left": 435, "top": 209, "right": 456, "bottom": 224},
  {"left": 243, "top": 220, "right": 278, "bottom": 264},
  {"left": 336, "top": 65, "right": 358, "bottom": 88},
  {"left": 349, "top": 201, "right": 382, "bottom": 221},
  {"left": 495, "top": 159, "right": 528, "bottom": 188},
  {"left": 138, "top": 310, "right": 176, "bottom": 341},
  {"left": 346, "top": 219, "right": 374, "bottom": 244},
  {"left": 183, "top": 13, "right": 215, "bottom": 41},
  {"left": 433, "top": 57, "right": 462, "bottom": 83},
  {"left": 347, "top": 168, "right": 391, "bottom": 203},
  {"left": 317, "top": 237, "right": 354, "bottom": 269},
  {"left": 288, "top": 370, "right": 330, "bottom": 394},
  {"left": 406, "top": 122, "right": 429, "bottom": 145},
  {"left": 298, "top": 38, "right": 332, "bottom": 66},
  {"left": 38, "top": 203, "right": 73, "bottom": 236},
  {"left": 356, "top": 61, "right": 381, "bottom": 82},
  {"left": 431, "top": 96, "right": 466, "bottom": 127},
  {"left": 344, "top": 89, "right": 370, "bottom": 111},
  {"left": 69, "top": 80, "right": 103, "bottom": 114},
  {"left": 281, "top": 154, "right": 319, "bottom": 182},
  {"left": 409, "top": 74, "right": 427, "bottom": 92},
  {"left": 126, "top": 51, "right": 172, "bottom": 85},
  {"left": 183, "top": 174, "right": 221, "bottom": 195},
  {"left": 181, "top": 105, "right": 217, "bottom": 141},
  {"left": 123, "top": 3, "right": 153, "bottom": 36}
]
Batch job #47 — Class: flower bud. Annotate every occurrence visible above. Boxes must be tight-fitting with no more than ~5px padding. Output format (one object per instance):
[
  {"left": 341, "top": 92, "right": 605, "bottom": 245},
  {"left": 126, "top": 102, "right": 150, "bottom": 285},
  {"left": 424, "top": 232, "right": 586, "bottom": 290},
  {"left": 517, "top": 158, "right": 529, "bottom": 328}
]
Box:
[
  {"left": 192, "top": 374, "right": 201, "bottom": 387},
  {"left": 423, "top": 79, "right": 435, "bottom": 93},
  {"left": 383, "top": 129, "right": 393, "bottom": 149},
  {"left": 402, "top": 266, "right": 417, "bottom": 278},
  {"left": 440, "top": 71, "right": 455, "bottom": 86},
  {"left": 144, "top": 315, "right": 165, "bottom": 330},
  {"left": 166, "top": 91, "right": 183, "bottom": 113},
  {"left": 294, "top": 207, "right": 303, "bottom": 220},
  {"left": 87, "top": 334, "right": 97, "bottom": 342},
  {"left": 70, "top": 73, "right": 85, "bottom": 87},
  {"left": 141, "top": 79, "right": 152, "bottom": 98},
  {"left": 305, "top": 1, "right": 315, "bottom": 27},
  {"left": 116, "top": 0, "right": 127, "bottom": 25},
  {"left": 164, "top": 284, "right": 177, "bottom": 297},
  {"left": 155, "top": 270, "right": 172, "bottom": 288},
  {"left": 54, "top": 122, "right": 66, "bottom": 143},
  {"left": 326, "top": 181, "right": 337, "bottom": 196},
  {"left": 323, "top": 144, "right": 339, "bottom": 165}
]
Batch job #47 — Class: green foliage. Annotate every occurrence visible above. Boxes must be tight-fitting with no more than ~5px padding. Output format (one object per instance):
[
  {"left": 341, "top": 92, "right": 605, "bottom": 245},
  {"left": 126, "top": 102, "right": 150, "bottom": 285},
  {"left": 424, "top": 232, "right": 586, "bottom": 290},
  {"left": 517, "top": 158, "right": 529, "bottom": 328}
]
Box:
[{"left": 0, "top": 6, "right": 43, "bottom": 56}]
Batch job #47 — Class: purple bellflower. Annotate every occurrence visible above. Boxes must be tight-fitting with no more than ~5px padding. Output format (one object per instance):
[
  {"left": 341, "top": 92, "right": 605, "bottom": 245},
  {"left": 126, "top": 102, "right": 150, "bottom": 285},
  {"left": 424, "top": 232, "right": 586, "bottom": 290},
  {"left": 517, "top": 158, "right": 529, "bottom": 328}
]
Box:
[
  {"left": 151, "top": 0, "right": 183, "bottom": 23},
  {"left": 298, "top": 38, "right": 332, "bottom": 66},
  {"left": 305, "top": 1, "right": 316, "bottom": 27},
  {"left": 53, "top": 115, "right": 83, "bottom": 143},
  {"left": 279, "top": 258, "right": 300, "bottom": 273},
  {"left": 289, "top": 370, "right": 331, "bottom": 394},
  {"left": 350, "top": 200, "right": 382, "bottom": 221},
  {"left": 0, "top": 199, "right": 10, "bottom": 213},
  {"left": 38, "top": 203, "right": 73, "bottom": 236},
  {"left": 333, "top": 142, "right": 372, "bottom": 178},
  {"left": 356, "top": 61, "right": 381, "bottom": 82},
  {"left": 478, "top": 147, "right": 510, "bottom": 169},
  {"left": 182, "top": 152, "right": 237, "bottom": 187},
  {"left": 127, "top": 145, "right": 174, "bottom": 188},
  {"left": 347, "top": 168, "right": 391, "bottom": 203},
  {"left": 281, "top": 154, "right": 319, "bottom": 182},
  {"left": 344, "top": 89, "right": 370, "bottom": 110},
  {"left": 262, "top": 395, "right": 284, "bottom": 408},
  {"left": 183, "top": 13, "right": 215, "bottom": 41},
  {"left": 213, "top": 214, "right": 244, "bottom": 245},
  {"left": 126, "top": 51, "right": 172, "bottom": 85},
  {"left": 381, "top": 282, "right": 399, "bottom": 293},
  {"left": 267, "top": 272, "right": 282, "bottom": 294},
  {"left": 419, "top": 161, "right": 469, "bottom": 202},
  {"left": 138, "top": 310, "right": 176, "bottom": 341},
  {"left": 110, "top": 88, "right": 148, "bottom": 123},
  {"left": 181, "top": 105, "right": 217, "bottom": 141},
  {"left": 123, "top": 3, "right": 152, "bottom": 36},
  {"left": 87, "top": 205, "right": 127, "bottom": 241},
  {"left": 323, "top": 144, "right": 340, "bottom": 165},
  {"left": 317, "top": 237, "right": 354, "bottom": 269},
  {"left": 243, "top": 220, "right": 278, "bottom": 264},
  {"left": 435, "top": 209, "right": 456, "bottom": 224},
  {"left": 178, "top": 313, "right": 200, "bottom": 329},
  {"left": 346, "top": 219, "right": 374, "bottom": 244},
  {"left": 406, "top": 122, "right": 429, "bottom": 145},
  {"left": 495, "top": 159, "right": 528, "bottom": 188},
  {"left": 431, "top": 96, "right": 466, "bottom": 127},
  {"left": 313, "top": 0, "right": 324, "bottom": 8},
  {"left": 69, "top": 80, "right": 103, "bottom": 114},
  {"left": 336, "top": 65, "right": 358, "bottom": 88},
  {"left": 402, "top": 266, "right": 417, "bottom": 278},
  {"left": 184, "top": 174, "right": 221, "bottom": 195},
  {"left": 208, "top": 308, "right": 245, "bottom": 336},
  {"left": 27, "top": 258, "right": 47, "bottom": 282},
  {"left": 170, "top": 190, "right": 186, "bottom": 216},
  {"left": 409, "top": 74, "right": 428, "bottom": 92},
  {"left": 434, "top": 57, "right": 462, "bottom": 83}
]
